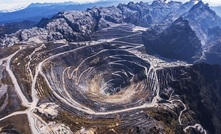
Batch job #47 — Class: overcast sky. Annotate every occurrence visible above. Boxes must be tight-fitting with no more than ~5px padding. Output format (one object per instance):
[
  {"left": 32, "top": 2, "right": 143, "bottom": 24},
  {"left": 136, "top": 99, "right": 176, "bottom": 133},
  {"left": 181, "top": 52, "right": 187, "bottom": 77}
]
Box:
[{"left": 0, "top": 0, "right": 221, "bottom": 12}]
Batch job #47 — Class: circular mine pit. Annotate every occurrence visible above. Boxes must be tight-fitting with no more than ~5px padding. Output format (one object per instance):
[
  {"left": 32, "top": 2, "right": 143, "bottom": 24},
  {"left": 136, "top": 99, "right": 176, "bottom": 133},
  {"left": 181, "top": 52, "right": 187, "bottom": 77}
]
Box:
[{"left": 42, "top": 43, "right": 154, "bottom": 112}]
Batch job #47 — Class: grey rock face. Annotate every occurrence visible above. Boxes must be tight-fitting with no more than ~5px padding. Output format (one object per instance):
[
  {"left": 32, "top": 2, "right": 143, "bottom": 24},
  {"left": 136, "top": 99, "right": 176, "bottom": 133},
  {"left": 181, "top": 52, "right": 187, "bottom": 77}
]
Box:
[
  {"left": 143, "top": 17, "right": 202, "bottom": 62},
  {"left": 204, "top": 41, "right": 221, "bottom": 65},
  {"left": 183, "top": 1, "right": 221, "bottom": 45},
  {"left": 185, "top": 1, "right": 221, "bottom": 29},
  {"left": 0, "top": 28, "right": 49, "bottom": 47},
  {"left": 0, "top": 20, "right": 36, "bottom": 37},
  {"left": 0, "top": 1, "right": 189, "bottom": 47},
  {"left": 45, "top": 11, "right": 97, "bottom": 41}
]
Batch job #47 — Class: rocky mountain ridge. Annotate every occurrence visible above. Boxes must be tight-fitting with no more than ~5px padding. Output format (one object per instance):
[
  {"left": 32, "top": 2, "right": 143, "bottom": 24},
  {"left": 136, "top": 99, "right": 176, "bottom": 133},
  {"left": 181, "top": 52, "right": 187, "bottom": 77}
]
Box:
[
  {"left": 0, "top": 21, "right": 36, "bottom": 37},
  {"left": 0, "top": 0, "right": 193, "bottom": 46},
  {"left": 0, "top": 1, "right": 119, "bottom": 24},
  {"left": 142, "top": 0, "right": 221, "bottom": 64},
  {"left": 142, "top": 17, "right": 202, "bottom": 62}
]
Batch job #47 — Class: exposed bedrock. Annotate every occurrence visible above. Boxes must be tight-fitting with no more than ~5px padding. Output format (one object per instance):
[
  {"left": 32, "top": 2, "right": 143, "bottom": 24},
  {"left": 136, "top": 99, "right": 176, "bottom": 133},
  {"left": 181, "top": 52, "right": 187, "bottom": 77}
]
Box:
[
  {"left": 42, "top": 43, "right": 155, "bottom": 112},
  {"left": 142, "top": 17, "right": 202, "bottom": 63},
  {"left": 156, "top": 64, "right": 221, "bottom": 134}
]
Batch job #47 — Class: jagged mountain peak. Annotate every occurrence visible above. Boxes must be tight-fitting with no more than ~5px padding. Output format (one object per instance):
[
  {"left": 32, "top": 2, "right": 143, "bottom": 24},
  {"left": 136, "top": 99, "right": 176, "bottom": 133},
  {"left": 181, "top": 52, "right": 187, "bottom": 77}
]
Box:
[
  {"left": 151, "top": 0, "right": 168, "bottom": 7},
  {"left": 153, "top": 0, "right": 167, "bottom": 2},
  {"left": 143, "top": 17, "right": 202, "bottom": 62},
  {"left": 190, "top": 0, "right": 201, "bottom": 3},
  {"left": 171, "top": 17, "right": 189, "bottom": 28},
  {"left": 190, "top": 0, "right": 210, "bottom": 11},
  {"left": 182, "top": 0, "right": 221, "bottom": 46},
  {"left": 188, "top": 0, "right": 219, "bottom": 17},
  {"left": 1, "top": 0, "right": 221, "bottom": 62}
]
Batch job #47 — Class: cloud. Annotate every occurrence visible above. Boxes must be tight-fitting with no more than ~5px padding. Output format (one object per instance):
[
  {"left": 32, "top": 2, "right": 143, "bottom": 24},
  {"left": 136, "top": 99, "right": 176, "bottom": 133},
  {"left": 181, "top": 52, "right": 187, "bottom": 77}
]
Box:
[
  {"left": 0, "top": 0, "right": 103, "bottom": 11},
  {"left": 203, "top": 0, "right": 221, "bottom": 6},
  {"left": 175, "top": 0, "right": 221, "bottom": 6}
]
